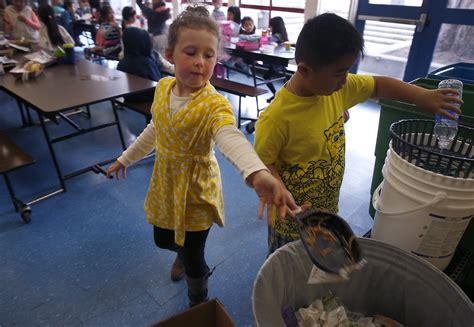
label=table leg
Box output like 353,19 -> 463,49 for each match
37,111 -> 67,191
25,104 -> 34,125
111,100 -> 126,150
16,99 -> 27,127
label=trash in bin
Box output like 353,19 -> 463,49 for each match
252,238 -> 473,327
287,291 -> 405,326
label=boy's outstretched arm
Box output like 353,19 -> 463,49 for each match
372,76 -> 463,119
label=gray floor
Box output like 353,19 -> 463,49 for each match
0,68 -> 380,326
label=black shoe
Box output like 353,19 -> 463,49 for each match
266,96 -> 275,103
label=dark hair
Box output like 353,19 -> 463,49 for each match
64,1 -> 73,10
99,5 -> 112,24
240,16 -> 255,35
167,6 -> 219,53
121,6 -> 136,30
269,16 -> 288,42
227,5 -> 240,24
38,4 -> 65,46
295,13 -> 364,70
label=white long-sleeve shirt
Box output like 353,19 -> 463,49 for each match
117,91 -> 267,182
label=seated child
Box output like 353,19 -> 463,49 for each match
117,27 -> 161,101
63,1 -> 81,45
121,6 -> 136,30
38,4 -> 74,51
240,16 -> 255,35
95,5 -> 121,55
3,0 -> 40,42
76,0 -> 91,18
264,16 -> 289,102
226,5 -> 240,36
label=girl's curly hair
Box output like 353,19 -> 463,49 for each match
167,6 -> 220,52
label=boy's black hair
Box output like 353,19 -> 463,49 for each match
295,13 -> 364,70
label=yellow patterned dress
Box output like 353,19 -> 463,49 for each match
144,77 -> 236,246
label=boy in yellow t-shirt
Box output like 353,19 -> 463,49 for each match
254,13 -> 462,254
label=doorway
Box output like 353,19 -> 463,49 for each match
352,0 -> 474,81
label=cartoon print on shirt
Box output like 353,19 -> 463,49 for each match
276,116 -> 346,236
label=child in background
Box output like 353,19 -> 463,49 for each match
121,6 -> 136,30
38,4 -> 74,51
107,6 -> 285,307
226,5 -> 240,36
135,0 -> 174,74
210,0 -> 224,22
240,16 -> 255,35
117,6 -> 136,59
95,5 -> 121,55
117,27 -> 161,101
135,0 -> 170,56
63,1 -> 80,45
76,0 -> 91,18
254,13 -> 462,254
268,16 -> 288,44
263,16 -> 289,102
3,0 -> 40,42
52,0 -> 65,16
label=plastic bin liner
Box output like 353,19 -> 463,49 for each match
252,238 -> 474,327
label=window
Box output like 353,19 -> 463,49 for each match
447,0 -> 474,9
430,24 -> 474,71
317,0 -> 351,18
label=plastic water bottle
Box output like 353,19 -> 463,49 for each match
433,79 -> 463,150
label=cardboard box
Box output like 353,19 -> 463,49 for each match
153,298 -> 236,327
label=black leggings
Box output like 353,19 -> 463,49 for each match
153,226 -> 210,278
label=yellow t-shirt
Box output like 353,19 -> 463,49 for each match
254,74 -> 375,238
144,77 -> 236,246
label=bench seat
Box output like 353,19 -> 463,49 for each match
0,132 -> 35,223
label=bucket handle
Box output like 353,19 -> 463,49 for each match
372,182 -> 448,216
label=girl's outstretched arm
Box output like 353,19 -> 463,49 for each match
107,160 -> 126,179
267,163 -> 310,219
214,125 -> 286,223
246,169 -> 286,224
107,120 -> 156,179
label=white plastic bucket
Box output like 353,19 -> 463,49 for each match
372,144 -> 474,270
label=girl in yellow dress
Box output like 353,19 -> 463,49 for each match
107,6 -> 286,307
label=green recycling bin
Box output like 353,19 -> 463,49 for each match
369,77 -> 474,219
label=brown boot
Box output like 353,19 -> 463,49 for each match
186,274 -> 209,307
170,255 -> 185,282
